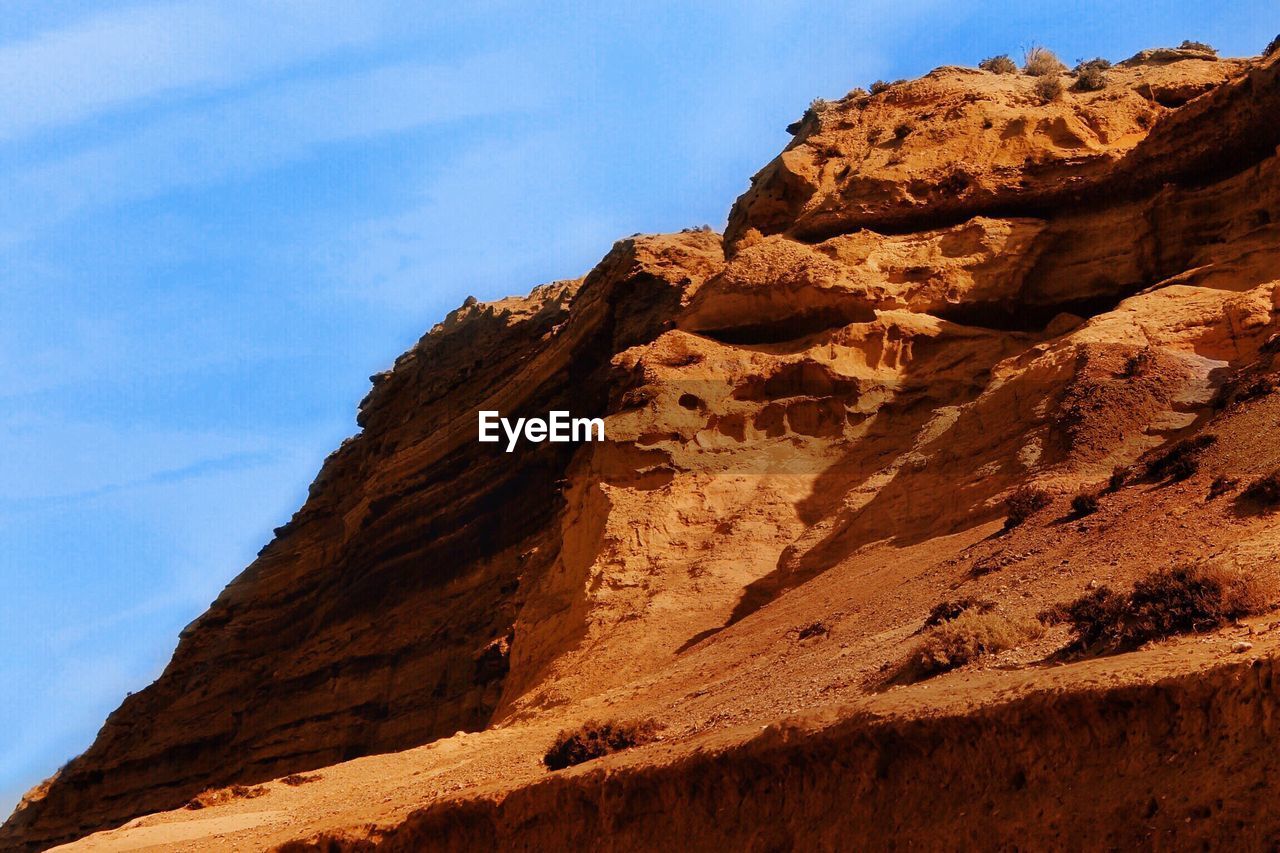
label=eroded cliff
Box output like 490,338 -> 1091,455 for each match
7,43 -> 1280,852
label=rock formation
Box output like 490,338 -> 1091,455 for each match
6,44 -> 1280,851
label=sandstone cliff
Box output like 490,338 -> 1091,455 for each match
6,43 -> 1280,852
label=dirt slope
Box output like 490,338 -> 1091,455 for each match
7,43 -> 1280,852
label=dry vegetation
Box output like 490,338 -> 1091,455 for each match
1004,486 -> 1051,529
1178,39 -> 1217,55
915,611 -> 1042,674
979,54 -> 1017,74
1063,566 -> 1268,654
280,774 -> 322,787
1208,474 -> 1239,499
865,79 -> 906,94
1146,434 -> 1217,482
1071,492 -> 1099,517
1070,58 -> 1111,92
1241,470 -> 1280,508
1034,75 -> 1064,103
1023,46 -> 1066,76
544,720 -> 658,771
922,597 -> 995,630
184,785 -> 268,810
796,620 -> 830,640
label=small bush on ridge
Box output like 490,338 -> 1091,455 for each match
979,54 -> 1018,74
1071,492 -> 1099,517
280,774 -> 321,787
1023,46 -> 1066,76
916,611 -> 1042,674
923,597 -> 996,629
1208,474 -> 1238,499
1063,565 -> 1267,653
544,720 -> 657,770
1146,434 -> 1217,482
1004,486 -> 1051,529
1073,58 -> 1111,92
796,620 -> 829,639
186,784 -> 268,810
1178,40 -> 1217,55
1241,470 -> 1280,508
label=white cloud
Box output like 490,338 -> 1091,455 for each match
0,0 -> 395,140
0,52 -> 544,239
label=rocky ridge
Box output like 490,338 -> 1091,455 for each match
6,43 -> 1280,851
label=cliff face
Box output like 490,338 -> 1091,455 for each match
7,46 -> 1280,852
2,235 -> 724,849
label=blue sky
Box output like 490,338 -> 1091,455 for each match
1,0 -> 1275,817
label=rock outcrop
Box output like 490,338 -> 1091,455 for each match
6,45 -> 1280,852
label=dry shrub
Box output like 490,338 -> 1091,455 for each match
1241,470 -> 1280,508
1208,474 -> 1238,499
869,80 -> 891,95
916,611 -> 1042,674
979,54 -> 1018,74
1071,492 -> 1099,517
1073,58 -> 1111,92
1074,67 -> 1108,91
185,784 -> 268,810
1064,565 -> 1268,653
1268,35 -> 1280,57
280,774 -> 321,787
1023,46 -> 1066,76
1037,601 -> 1071,625
923,597 -> 995,630
1034,75 -> 1064,103
1108,466 -> 1129,492
1179,39 -> 1217,55
1146,434 -> 1217,481
1165,454 -> 1199,482
1216,373 -> 1278,409
1064,586 -> 1130,648
1004,486 -> 1051,529
544,720 -> 657,770
796,621 -> 829,640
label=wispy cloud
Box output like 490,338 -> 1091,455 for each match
0,0 -> 399,141
0,412 -> 284,502
2,52 -> 542,239
327,131 -> 621,312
